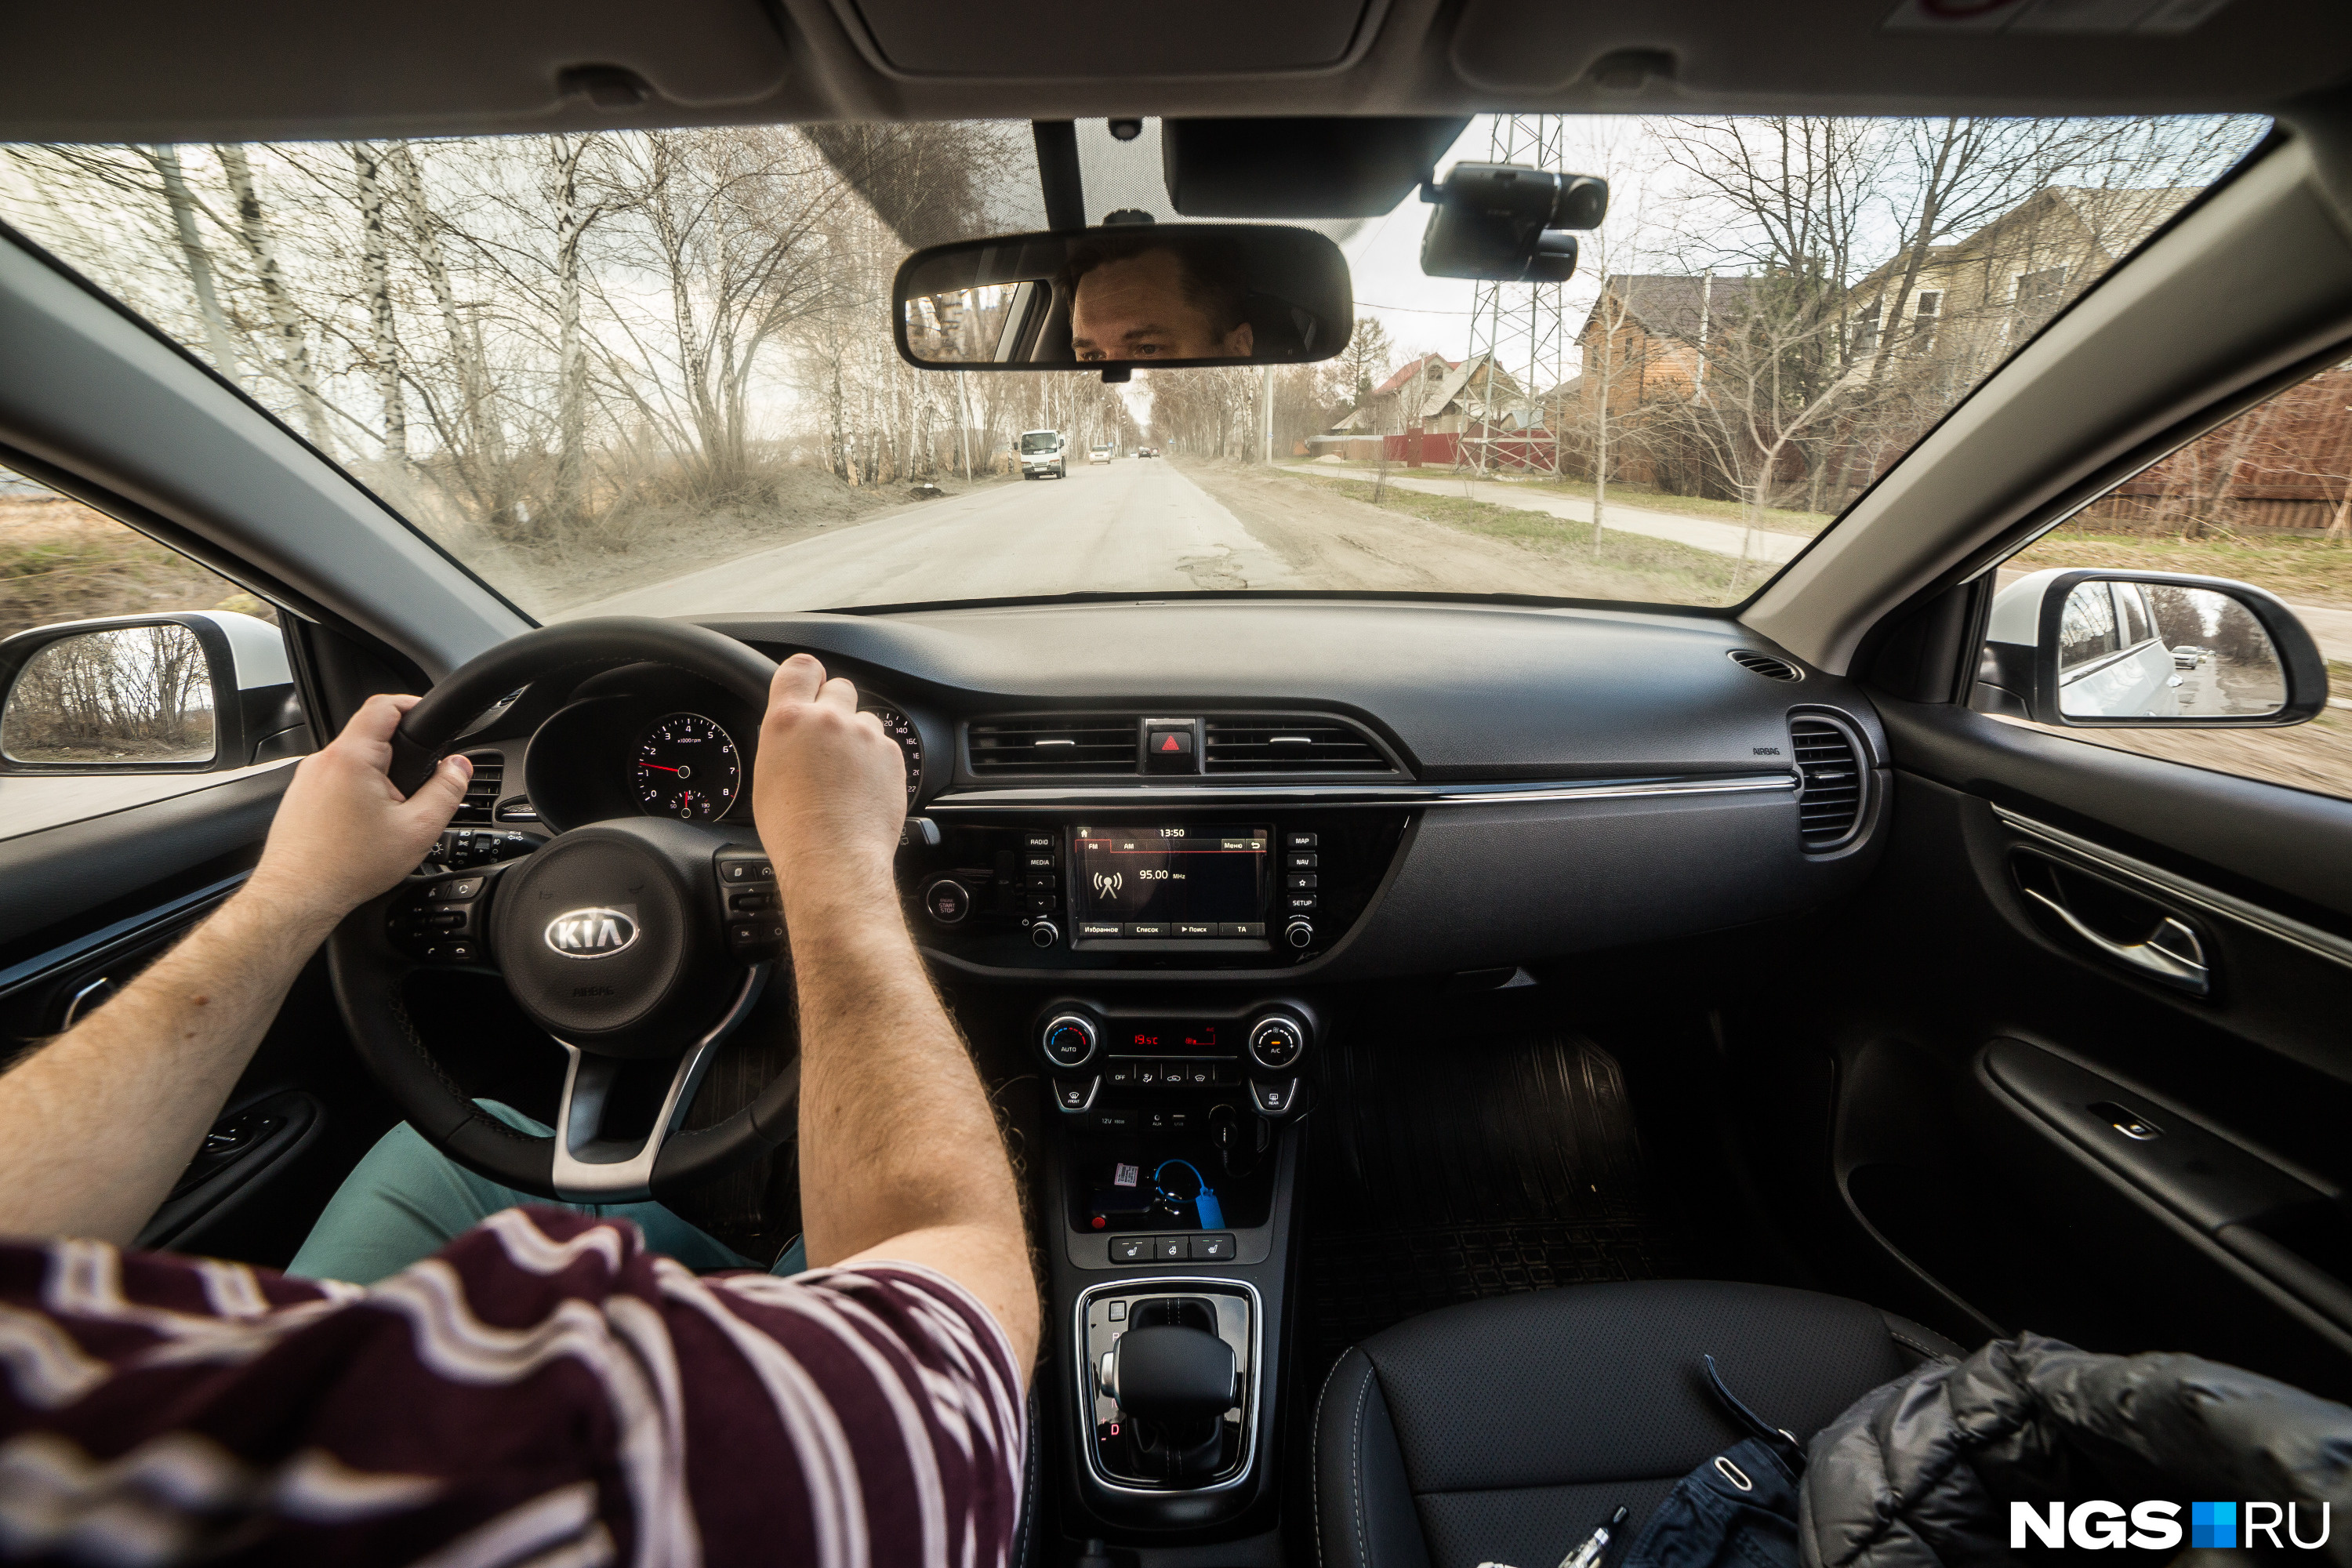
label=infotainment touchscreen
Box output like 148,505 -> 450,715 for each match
1069,826 -> 1271,937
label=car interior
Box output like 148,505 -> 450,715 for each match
5,2 -> 2352,1566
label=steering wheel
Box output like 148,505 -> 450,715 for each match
327,617 -> 795,1203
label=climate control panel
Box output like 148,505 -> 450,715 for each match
1038,1000 -> 1314,1124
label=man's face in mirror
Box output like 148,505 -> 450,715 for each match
1070,249 -> 1254,363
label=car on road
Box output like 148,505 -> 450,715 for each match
1090,442 -> 1112,465
4,17 -> 2351,1565
1018,429 -> 1067,479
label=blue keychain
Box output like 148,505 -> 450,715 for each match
1154,1159 -> 1223,1230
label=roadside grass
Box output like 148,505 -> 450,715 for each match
2015,657 -> 2352,803
1319,476 -> 1759,606
2009,527 -> 2352,611
0,497 -> 249,641
1294,462 -> 1836,538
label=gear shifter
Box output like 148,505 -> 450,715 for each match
1108,1314 -> 1238,1479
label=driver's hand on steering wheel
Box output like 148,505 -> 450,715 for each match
753,654 -> 908,915
249,693 -> 475,935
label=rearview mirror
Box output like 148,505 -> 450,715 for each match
894,223 -> 1352,375
1974,569 -> 2328,727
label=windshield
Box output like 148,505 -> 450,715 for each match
0,116 -> 2267,619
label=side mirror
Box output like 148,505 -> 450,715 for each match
895,223 -> 1352,375
0,612 -> 309,774
1974,568 -> 2328,728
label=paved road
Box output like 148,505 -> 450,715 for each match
576,459 -> 1301,616
1280,464 -> 1811,566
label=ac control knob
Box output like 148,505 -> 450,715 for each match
1283,918 -> 1315,949
1041,1013 -> 1098,1070
1030,920 -> 1062,949
1248,1012 -> 1308,1073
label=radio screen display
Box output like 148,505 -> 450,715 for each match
1070,826 -> 1271,934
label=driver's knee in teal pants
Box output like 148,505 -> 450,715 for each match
286,1098 -> 805,1285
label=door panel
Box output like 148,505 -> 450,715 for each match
0,769 -> 397,1267
1757,703 -> 2352,1399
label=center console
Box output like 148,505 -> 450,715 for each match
1035,996 -> 1314,1537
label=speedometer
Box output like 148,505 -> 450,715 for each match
866,707 -> 924,801
634,713 -> 740,820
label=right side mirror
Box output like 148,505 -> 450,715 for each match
1974,568 -> 2329,728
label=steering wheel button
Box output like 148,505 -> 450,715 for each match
434,877 -> 485,901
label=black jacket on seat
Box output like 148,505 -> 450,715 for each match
1313,1280 -> 1958,1568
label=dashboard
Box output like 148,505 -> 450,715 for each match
456,598 -> 1891,984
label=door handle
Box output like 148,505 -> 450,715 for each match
2020,887 -> 2210,996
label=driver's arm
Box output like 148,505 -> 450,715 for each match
755,654 -> 1041,1381
0,695 -> 470,1244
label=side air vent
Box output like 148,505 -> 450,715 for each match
1791,717 -> 1864,851
1730,649 -> 1802,681
1203,718 -> 1394,774
455,750 -> 503,823
968,717 -> 1138,775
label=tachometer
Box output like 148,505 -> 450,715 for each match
866,707 -> 924,801
634,713 -> 740,820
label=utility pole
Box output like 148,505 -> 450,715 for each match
1461,115 -> 1569,477
1262,364 -> 1275,464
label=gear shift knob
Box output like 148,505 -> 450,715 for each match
1110,1324 -> 1237,1425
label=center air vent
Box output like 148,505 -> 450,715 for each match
968,717 -> 1138,775
1730,649 -> 1802,681
1203,718 -> 1393,774
455,750 -> 503,823
1791,717 -> 1864,851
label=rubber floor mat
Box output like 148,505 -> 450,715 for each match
1301,1029 -> 1690,1377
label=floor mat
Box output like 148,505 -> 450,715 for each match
1301,1028 -> 1692,1378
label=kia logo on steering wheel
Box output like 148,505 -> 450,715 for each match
544,906 -> 639,958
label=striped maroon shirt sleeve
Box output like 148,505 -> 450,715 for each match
0,1207 -> 1026,1566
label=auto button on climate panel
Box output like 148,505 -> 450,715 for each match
1041,1014 -> 1098,1070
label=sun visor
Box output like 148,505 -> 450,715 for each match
846,0 -> 1374,77
1161,117 -> 1471,218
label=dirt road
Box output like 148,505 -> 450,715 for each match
572,456 -> 1628,616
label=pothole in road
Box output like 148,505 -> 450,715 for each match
1176,544 -> 1248,590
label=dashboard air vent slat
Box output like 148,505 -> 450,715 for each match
455,751 -> 503,823
968,717 -> 1137,775
1202,720 -> 1393,774
1729,649 -> 1802,681
1791,718 -> 1864,851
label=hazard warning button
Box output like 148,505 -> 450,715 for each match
1144,724 -> 1196,774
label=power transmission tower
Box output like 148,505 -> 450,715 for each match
1459,115 -> 1568,477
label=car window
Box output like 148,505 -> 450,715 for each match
0,118 -> 2266,620
0,465 -> 272,641
1975,357 -> 2352,801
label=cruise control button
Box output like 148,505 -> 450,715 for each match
1110,1237 -> 1149,1263
1190,1234 -> 1235,1261
727,920 -> 785,954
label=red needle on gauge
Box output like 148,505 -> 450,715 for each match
642,764 -> 681,772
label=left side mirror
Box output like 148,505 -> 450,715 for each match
895,223 -> 1352,374
1974,568 -> 2328,727
0,611 -> 309,774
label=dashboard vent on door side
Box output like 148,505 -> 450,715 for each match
455,751 -> 503,823
967,717 -> 1138,775
1729,649 -> 1802,681
1791,717 -> 1864,851
1202,718 -> 1395,773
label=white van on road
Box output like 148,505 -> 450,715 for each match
1018,430 -> 1067,480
